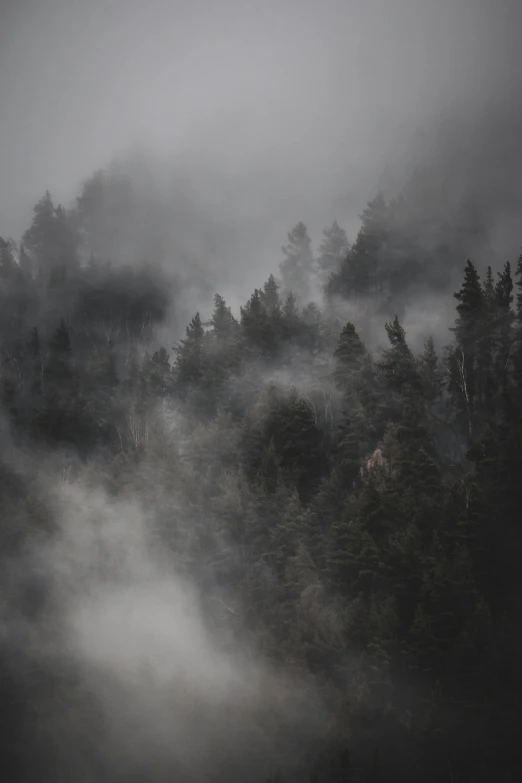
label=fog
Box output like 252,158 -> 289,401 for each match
0,397 -> 336,781
2,2 -> 522,780
2,0 -> 522,299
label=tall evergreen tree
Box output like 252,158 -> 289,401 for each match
280,292 -> 302,343
448,261 -> 487,433
174,312 -> 205,390
240,290 -> 279,360
482,265 -> 495,304
453,260 -> 484,344
259,275 -> 281,315
206,294 -> 241,395
326,195 -> 389,302
317,221 -> 349,285
333,323 -> 367,390
141,346 -> 172,400
210,294 -> 239,340
495,261 -> 514,312
279,222 -> 314,303
493,262 -> 514,389
23,191 -> 78,283
418,336 -> 443,403
378,316 -> 419,393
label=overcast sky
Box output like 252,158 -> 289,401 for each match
1,0 -> 521,285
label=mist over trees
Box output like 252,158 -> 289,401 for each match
1,159 -> 522,782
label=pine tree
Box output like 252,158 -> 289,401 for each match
317,221 -> 349,285
482,265 -> 495,304
326,196 -> 388,302
174,312 -> 205,390
244,389 -> 326,503
75,168 -> 133,263
453,260 -> 484,345
240,290 -> 279,360
210,294 -> 239,340
147,347 -> 172,398
281,292 -> 302,342
333,323 -> 367,390
279,222 -> 314,303
75,169 -> 107,256
495,261 -> 514,312
203,295 -> 241,405
24,191 -> 54,249
418,336 -> 443,403
271,392 -> 327,502
359,192 -> 389,251
335,391 -> 372,490
23,191 -> 78,283
378,316 -> 419,393
347,192 -> 390,296
494,262 -> 514,389
448,261 -> 486,433
259,275 -> 281,315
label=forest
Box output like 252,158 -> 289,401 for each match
0,165 -> 521,782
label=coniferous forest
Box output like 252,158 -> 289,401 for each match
1,166 -> 522,782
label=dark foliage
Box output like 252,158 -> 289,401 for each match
1,175 -> 521,782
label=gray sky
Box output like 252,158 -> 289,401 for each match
1,0 -> 522,290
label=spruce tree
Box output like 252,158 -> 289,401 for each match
145,347 -> 172,406
448,261 -> 485,433
279,222 -> 314,303
418,336 -> 443,403
333,323 -> 367,390
259,275 -> 281,315
495,261 -> 514,312
336,192 -> 390,298
378,316 -> 419,393
317,221 -> 349,285
240,289 -> 278,360
281,292 -> 302,342
23,192 -> 78,283
453,260 -> 484,345
494,262 -> 514,388
482,265 -> 495,304
174,312 -> 205,390
210,294 -> 239,340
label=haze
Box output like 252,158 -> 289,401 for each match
3,3 -> 522,780
2,0 -> 522,298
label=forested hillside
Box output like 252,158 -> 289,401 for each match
1,170 -> 521,782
